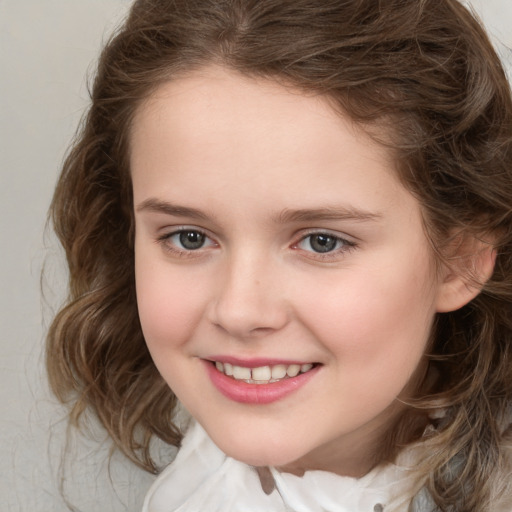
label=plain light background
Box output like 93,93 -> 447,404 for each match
1,1 -> 510,511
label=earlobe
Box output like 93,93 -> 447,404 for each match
435,240 -> 496,313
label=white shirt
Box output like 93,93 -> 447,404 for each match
142,421 -> 418,512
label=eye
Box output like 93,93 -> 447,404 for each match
158,228 -> 216,255
296,232 -> 355,255
174,229 -> 208,250
301,233 -> 339,253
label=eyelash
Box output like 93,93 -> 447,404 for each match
157,228 -> 216,259
293,231 -> 357,261
156,228 -> 357,261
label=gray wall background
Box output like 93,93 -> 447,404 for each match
1,1 -> 510,511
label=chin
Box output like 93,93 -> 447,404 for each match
210,430 -> 304,468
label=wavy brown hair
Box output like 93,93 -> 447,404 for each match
47,0 -> 512,509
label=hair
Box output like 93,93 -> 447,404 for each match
47,0 -> 512,510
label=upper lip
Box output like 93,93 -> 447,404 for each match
205,356 -> 318,368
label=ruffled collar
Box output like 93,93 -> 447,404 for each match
142,421 -> 418,512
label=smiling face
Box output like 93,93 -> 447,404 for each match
131,66 -> 445,476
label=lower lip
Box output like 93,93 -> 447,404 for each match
204,361 -> 320,404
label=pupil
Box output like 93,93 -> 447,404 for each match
179,231 -> 205,250
310,234 -> 337,253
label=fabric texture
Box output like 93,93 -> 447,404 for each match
142,421 -> 434,512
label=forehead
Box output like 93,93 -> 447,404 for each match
131,66 -> 398,181
135,67 -> 389,144
129,65 -> 419,225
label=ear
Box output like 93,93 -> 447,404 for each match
435,235 -> 496,313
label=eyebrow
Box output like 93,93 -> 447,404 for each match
136,198 -> 212,221
273,206 -> 382,224
136,198 -> 382,224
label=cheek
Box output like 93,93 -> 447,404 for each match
297,256 -> 437,382
135,255 -> 206,352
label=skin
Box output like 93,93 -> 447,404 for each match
131,66 -> 461,477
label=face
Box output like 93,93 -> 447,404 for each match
131,66 -> 445,476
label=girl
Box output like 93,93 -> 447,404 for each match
47,0 -> 512,510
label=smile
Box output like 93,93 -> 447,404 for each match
205,359 -> 321,404
213,361 -> 315,384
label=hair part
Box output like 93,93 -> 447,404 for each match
47,0 -> 512,509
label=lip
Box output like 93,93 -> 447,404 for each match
203,359 -> 320,405
208,356 -> 310,368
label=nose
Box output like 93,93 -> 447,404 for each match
207,249 -> 290,339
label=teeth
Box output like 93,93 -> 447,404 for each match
286,364 -> 301,377
232,366 -> 252,380
252,366 -> 271,381
214,361 -> 315,383
271,364 -> 287,379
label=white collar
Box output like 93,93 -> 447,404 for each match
142,421 -> 414,512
